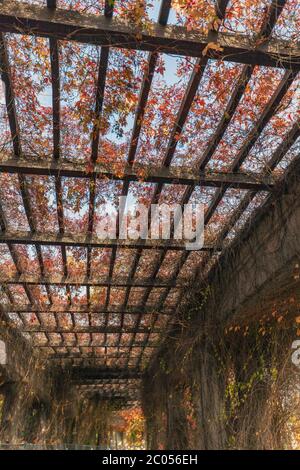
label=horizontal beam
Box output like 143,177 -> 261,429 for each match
77,390 -> 139,396
49,354 -> 140,360
20,327 -> 159,334
76,395 -> 140,403
0,303 -> 172,315
0,157 -> 276,191
0,230 -> 218,251
49,358 -> 137,362
37,344 -> 156,349
0,273 -> 184,288
71,368 -> 142,380
76,381 -> 140,385
0,1 -> 299,69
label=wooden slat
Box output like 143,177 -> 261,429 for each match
121,2 -> 228,338
198,65 -> 253,169
2,32 -> 61,315
91,48 -> 109,163
158,0 -> 172,26
0,33 -> 21,156
127,53 -> 157,164
132,0 -> 232,366
0,198 -> 7,232
0,34 -> 52,314
259,0 -> 287,38
46,0 -> 57,8
111,0 -> 172,351
215,0 -> 230,20
105,17 -> 206,362
87,47 -> 110,336
15,182 -> 53,339
199,0 -> 291,171
163,58 -> 208,168
47,2 -> 70,341
266,120 -> 300,171
231,70 -> 297,171
87,9 -> 112,340
49,37 -> 60,158
104,0 -> 114,18
204,76 -> 298,226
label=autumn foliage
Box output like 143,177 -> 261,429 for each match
0,0 -> 299,447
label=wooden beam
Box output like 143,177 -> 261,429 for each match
114,52 -> 159,341
163,58 -> 208,168
259,0 -> 287,38
231,70 -> 297,171
46,0 -> 57,8
36,344 -> 156,350
0,273 -> 186,288
267,121 -> 300,171
1,303 -> 172,315
199,2 -> 294,171
0,33 -> 21,156
50,355 -> 139,360
91,47 -> 109,163
71,368 -> 142,380
22,326 -> 159,334
0,230 -> 219,251
158,0 -> 172,26
205,114 -> 299,227
0,32 -> 54,315
0,2 -> 299,69
104,0 -> 114,18
49,36 -> 60,159
127,52 -> 157,164
87,43 -> 110,329
115,0 -> 173,346
76,381 -> 139,385
0,157 -> 276,190
215,0 -> 230,20
77,394 -> 139,401
199,65 -> 253,169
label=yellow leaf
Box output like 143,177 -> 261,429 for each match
202,42 -> 224,57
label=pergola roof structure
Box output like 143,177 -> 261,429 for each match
0,0 -> 299,403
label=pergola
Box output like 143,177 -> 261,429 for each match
0,0 -> 299,405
